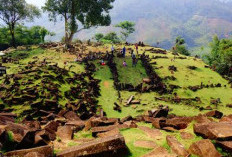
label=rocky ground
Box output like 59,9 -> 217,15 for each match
0,42 -> 232,157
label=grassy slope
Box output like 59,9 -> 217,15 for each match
93,45 -> 232,156
115,57 -> 148,86
150,52 -> 232,115
1,44 -> 232,156
1,47 -> 86,115
95,45 -> 232,119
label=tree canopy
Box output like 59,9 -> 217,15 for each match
0,0 -> 41,47
115,21 -> 135,41
206,35 -> 232,76
94,33 -> 104,42
0,25 -> 54,50
173,36 -> 190,56
93,32 -> 120,44
43,0 -> 115,46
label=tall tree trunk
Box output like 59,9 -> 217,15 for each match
9,23 -> 16,48
64,0 -> 77,49
68,31 -> 74,45
67,0 -> 76,46
64,14 -> 69,49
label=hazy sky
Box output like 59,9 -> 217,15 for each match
26,0 -> 45,7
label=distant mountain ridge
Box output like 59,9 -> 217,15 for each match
25,0 -> 232,53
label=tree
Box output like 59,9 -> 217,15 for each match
0,25 -> 54,49
174,36 -> 190,56
94,33 -> 104,42
115,21 -> 135,41
0,26 -> 10,50
102,32 -> 120,44
0,0 -> 41,47
43,0 -> 115,47
206,35 -> 232,76
38,27 -> 55,43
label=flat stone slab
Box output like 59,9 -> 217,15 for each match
138,126 -> 162,140
134,140 -> 157,149
189,139 -> 221,157
194,115 -> 211,123
166,135 -> 190,157
142,146 -> 177,157
24,152 -> 45,157
91,125 -> 118,137
194,122 -> 232,140
204,110 -> 223,119
216,141 -> 232,153
5,145 -> 53,157
56,125 -> 73,140
220,115 -> 232,123
97,128 -> 120,138
57,134 -> 127,157
165,117 -> 192,130
180,132 -> 194,140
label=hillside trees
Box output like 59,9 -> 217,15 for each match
115,21 -> 135,41
38,26 -> 55,43
94,32 -> 120,44
0,25 -> 54,50
43,0 -> 115,47
173,36 -> 190,56
0,0 -> 41,48
102,32 -> 120,44
94,33 -> 104,42
206,35 -> 232,76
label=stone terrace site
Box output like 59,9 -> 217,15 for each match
1,42 -> 232,157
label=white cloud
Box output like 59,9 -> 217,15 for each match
26,0 -> 46,7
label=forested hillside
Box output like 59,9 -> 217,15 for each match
27,0 -> 232,53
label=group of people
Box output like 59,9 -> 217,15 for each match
116,43 -> 140,67
99,42 -> 142,67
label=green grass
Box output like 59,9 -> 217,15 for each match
5,48 -> 44,60
94,62 -> 153,118
93,62 -> 120,118
67,141 -> 78,147
0,47 -> 88,116
120,121 -> 203,157
114,57 -> 148,87
74,131 -> 93,139
146,50 -> 232,116
3,46 -> 232,119
120,128 -> 155,157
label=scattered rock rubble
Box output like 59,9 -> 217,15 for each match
2,106 -> 231,156
1,43 -> 232,156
